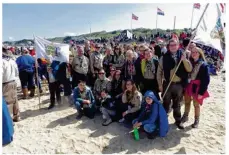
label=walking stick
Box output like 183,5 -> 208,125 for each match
162,3 -> 209,100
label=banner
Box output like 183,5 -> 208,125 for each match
34,36 -> 70,63
193,4 -> 224,54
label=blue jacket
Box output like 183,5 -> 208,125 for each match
50,60 -> 60,79
16,55 -> 35,72
136,91 -> 169,137
2,97 -> 14,145
73,86 -> 95,106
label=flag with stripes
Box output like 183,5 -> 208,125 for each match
157,8 -> 165,16
194,3 -> 201,9
220,3 -> 226,13
132,13 -> 138,20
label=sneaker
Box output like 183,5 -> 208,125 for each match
102,119 -> 112,126
48,104 -> 55,110
119,118 -> 125,123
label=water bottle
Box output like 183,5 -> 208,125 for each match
133,128 -> 140,141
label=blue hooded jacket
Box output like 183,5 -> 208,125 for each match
2,97 -> 14,145
137,91 -> 169,137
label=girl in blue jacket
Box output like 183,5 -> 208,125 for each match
132,91 -> 169,139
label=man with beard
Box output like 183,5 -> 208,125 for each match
157,39 -> 192,129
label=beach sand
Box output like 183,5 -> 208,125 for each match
3,74 -> 225,154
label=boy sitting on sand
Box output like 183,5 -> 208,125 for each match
132,91 -> 169,139
73,80 -> 95,119
99,89 -> 117,126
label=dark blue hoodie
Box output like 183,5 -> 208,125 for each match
136,91 -> 169,137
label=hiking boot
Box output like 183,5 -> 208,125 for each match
29,88 -> 35,97
192,117 -> 199,128
102,119 -> 112,126
181,114 -> 189,123
22,88 -> 28,99
13,115 -> 21,122
175,121 -> 185,130
76,113 -> 83,119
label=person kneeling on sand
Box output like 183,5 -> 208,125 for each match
99,89 -> 117,126
132,91 -> 169,139
73,80 -> 95,119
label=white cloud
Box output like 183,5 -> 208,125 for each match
8,36 -> 14,41
64,32 -> 77,36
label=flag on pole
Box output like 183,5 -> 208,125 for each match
220,3 -> 226,13
194,3 -> 201,9
193,4 -> 224,54
157,8 -> 165,16
34,36 -> 70,63
132,13 -> 138,20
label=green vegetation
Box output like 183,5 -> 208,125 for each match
3,28 -> 188,46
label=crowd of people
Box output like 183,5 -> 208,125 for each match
3,37 -> 213,141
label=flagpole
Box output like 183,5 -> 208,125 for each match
33,35 -> 41,110
190,5 -> 194,29
162,3 -> 210,100
131,13 -> 133,39
173,16 -> 176,30
156,11 -> 158,34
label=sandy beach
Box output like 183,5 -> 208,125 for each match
3,73 -> 225,154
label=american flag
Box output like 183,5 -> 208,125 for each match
132,13 -> 138,20
193,3 -> 201,9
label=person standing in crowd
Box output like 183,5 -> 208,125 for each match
93,69 -> 111,110
2,48 -> 20,122
100,89 -> 117,126
107,66 -> 116,81
157,39 -> 192,129
118,80 -> 142,125
181,47 -> 210,128
103,46 -> 114,76
84,40 -> 91,58
56,59 -> 72,105
141,48 -> 159,99
16,48 -> 36,99
112,46 -> 125,70
111,70 -> 123,99
150,40 -> 162,59
71,46 -> 89,88
122,50 -> 137,84
73,80 -> 95,119
135,44 -> 146,90
132,91 -> 169,139
90,44 -> 104,87
46,65 -> 61,110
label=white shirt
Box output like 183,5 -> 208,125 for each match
2,58 -> 19,83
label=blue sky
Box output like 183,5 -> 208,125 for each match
3,3 -> 219,41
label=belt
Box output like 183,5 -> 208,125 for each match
3,80 -> 15,85
171,81 -> 181,85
